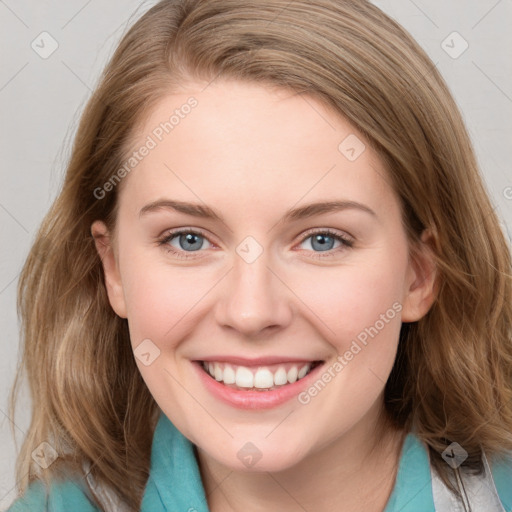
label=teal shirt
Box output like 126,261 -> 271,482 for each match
7,411 -> 512,511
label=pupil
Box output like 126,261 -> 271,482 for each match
181,233 -> 202,251
313,234 -> 334,252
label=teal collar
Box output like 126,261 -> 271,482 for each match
383,432 -> 436,511
141,411 -> 210,511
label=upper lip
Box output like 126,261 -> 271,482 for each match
196,356 -> 323,366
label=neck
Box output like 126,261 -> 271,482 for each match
196,404 -> 406,512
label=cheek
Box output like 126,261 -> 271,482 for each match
116,236 -> 202,347
119,260 -> 212,400
122,265 -> 205,347
290,257 -> 406,349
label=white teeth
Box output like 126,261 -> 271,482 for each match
287,366 -> 298,383
235,366 -> 254,388
274,366 -> 288,386
298,364 -> 309,379
203,361 -> 316,389
223,364 -> 236,384
254,368 -> 274,389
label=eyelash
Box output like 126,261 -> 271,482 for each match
157,228 -> 354,260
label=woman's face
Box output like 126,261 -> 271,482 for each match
93,79 -> 434,472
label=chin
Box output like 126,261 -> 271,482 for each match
204,437 -> 311,474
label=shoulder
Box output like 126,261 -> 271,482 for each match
5,478 -> 100,512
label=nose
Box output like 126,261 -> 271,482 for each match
214,249 -> 293,339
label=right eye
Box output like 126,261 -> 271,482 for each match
158,229 -> 214,259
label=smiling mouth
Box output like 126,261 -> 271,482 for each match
199,360 -> 324,391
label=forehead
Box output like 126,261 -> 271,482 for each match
118,79 -> 399,221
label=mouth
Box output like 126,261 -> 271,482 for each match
197,359 -> 324,392
193,357 -> 327,409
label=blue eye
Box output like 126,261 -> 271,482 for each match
161,230 -> 211,255
297,229 -> 354,258
158,229 -> 210,258
302,232 -> 339,251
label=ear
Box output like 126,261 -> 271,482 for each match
401,228 -> 438,323
91,220 -> 127,318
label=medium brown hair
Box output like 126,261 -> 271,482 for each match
10,0 -> 512,509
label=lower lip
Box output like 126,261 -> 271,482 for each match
193,361 -> 325,410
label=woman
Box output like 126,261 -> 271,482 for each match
7,1 -> 512,510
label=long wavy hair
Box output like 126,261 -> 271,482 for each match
9,0 -> 512,510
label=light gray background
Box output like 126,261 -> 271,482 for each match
1,0 -> 511,508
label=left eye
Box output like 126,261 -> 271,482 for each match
299,231 -> 344,252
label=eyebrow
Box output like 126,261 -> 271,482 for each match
138,199 -> 376,223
